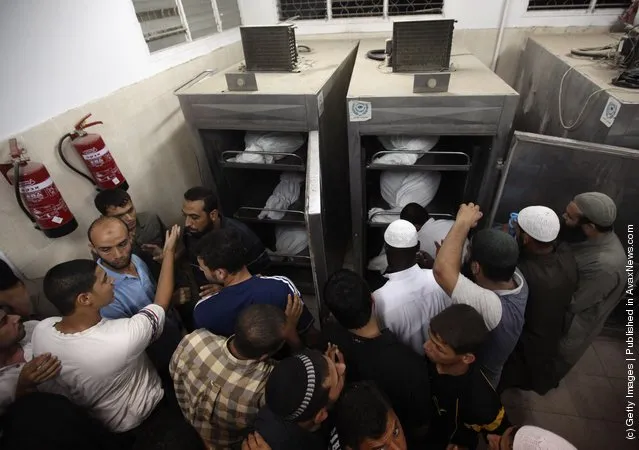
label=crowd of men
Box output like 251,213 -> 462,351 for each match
0,185 -> 626,450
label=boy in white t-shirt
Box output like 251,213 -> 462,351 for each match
32,225 -> 181,433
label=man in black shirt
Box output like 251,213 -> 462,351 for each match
500,206 -> 578,395
322,269 -> 431,447
333,381 -> 408,450
424,304 -> 510,450
254,349 -> 346,450
177,186 -> 270,330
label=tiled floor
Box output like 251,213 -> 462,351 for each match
499,335 -> 636,450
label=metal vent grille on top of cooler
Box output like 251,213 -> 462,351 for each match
391,19 -> 455,73
240,25 -> 299,72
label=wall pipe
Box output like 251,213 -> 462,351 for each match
491,0 -> 511,71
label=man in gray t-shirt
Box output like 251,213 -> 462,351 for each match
432,203 -> 529,388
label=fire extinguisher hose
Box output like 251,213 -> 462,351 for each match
13,162 -> 36,224
57,133 -> 97,186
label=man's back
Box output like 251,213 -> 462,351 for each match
477,271 -> 528,387
32,305 -> 165,432
373,265 -> 450,354
170,329 -> 273,448
193,276 -> 314,337
321,321 -> 431,438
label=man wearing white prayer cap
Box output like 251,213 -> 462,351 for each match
372,220 -> 451,355
500,206 -> 578,394
487,425 -> 577,450
556,192 -> 626,379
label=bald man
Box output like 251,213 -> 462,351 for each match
89,216 -> 155,319
88,217 -> 183,390
556,193 -> 626,377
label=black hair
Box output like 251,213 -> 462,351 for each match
184,187 -> 218,213
233,304 -> 286,359
479,263 -> 517,282
87,216 -> 128,244
195,229 -> 247,273
43,260 -> 98,316
334,382 -> 394,449
430,304 -> 488,355
470,229 -> 518,282
400,203 -> 429,228
0,260 -> 22,291
324,269 -> 372,330
93,189 -> 131,215
385,245 -> 418,272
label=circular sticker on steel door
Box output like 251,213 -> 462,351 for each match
349,100 -> 372,122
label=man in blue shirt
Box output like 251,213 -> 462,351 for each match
88,216 -> 182,389
193,229 -> 315,349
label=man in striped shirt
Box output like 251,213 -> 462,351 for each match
193,229 -> 315,349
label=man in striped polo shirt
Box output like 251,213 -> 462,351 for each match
193,229 -> 315,350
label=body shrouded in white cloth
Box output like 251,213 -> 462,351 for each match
233,132 -> 305,164
374,135 -> 440,166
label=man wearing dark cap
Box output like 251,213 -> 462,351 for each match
556,192 -> 626,377
433,203 -> 529,388
253,348 -> 346,450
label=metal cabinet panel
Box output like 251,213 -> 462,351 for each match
305,131 -> 328,321
179,94 -> 309,132
353,96 -> 505,135
489,131 -> 639,244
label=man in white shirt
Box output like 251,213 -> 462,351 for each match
373,219 -> 451,355
433,203 -> 528,388
32,226 -> 180,433
0,312 -> 60,415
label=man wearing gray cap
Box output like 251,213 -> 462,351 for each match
556,192 -> 626,377
433,203 -> 529,388
500,206 -> 578,394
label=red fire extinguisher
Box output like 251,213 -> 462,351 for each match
0,139 -> 78,238
57,113 -> 129,191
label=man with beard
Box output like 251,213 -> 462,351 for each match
0,310 -> 61,415
177,187 -> 270,329
499,206 -> 578,394
433,203 -> 529,388
88,217 -> 182,389
556,192 -> 626,377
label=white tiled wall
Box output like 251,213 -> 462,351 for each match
0,41 -> 244,279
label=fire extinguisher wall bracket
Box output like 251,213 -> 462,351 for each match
57,114 -> 129,191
